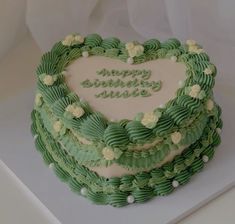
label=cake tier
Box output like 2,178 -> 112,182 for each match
31,103 -> 222,207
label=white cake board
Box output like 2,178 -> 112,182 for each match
0,86 -> 234,224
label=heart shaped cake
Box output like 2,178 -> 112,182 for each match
31,34 -> 222,206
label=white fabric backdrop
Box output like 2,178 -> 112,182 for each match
26,0 -> 235,82
0,0 -> 28,60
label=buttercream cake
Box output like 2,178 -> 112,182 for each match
31,34 -> 222,206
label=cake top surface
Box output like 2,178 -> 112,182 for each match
65,56 -> 186,120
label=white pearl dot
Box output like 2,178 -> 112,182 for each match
202,155 -> 209,163
33,134 -> 38,140
61,71 -> 67,75
49,163 -> 54,169
172,180 -> 179,188
82,51 -> 89,58
127,57 -> 134,64
170,56 -> 177,62
216,128 -> 222,134
80,187 -> 88,196
178,80 -> 184,87
127,195 -> 135,204
159,104 -> 165,108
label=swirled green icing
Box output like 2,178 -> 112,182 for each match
126,121 -> 154,142
51,41 -> 70,56
41,52 -> 60,65
143,39 -> 160,51
80,113 -> 108,141
174,170 -> 191,185
84,34 -> 102,47
43,85 -> 68,104
166,105 -> 191,125
101,37 -> 120,49
145,49 -> 159,60
68,177 -> 83,192
42,148 -> 55,165
176,95 -> 202,113
178,53 -> 191,62
53,163 -> 70,182
161,38 -> 181,50
154,180 -> 173,196
51,96 -> 76,117
202,146 -> 214,160
35,135 -> 47,154
36,62 -> 58,76
104,123 -> 129,147
190,53 -> 210,62
156,48 -> 168,58
212,131 -> 221,147
109,192 -> 129,207
132,187 -> 154,202
90,46 -> 105,55
153,115 -> 175,135
194,73 -> 215,88
193,61 -> 211,73
165,49 -> 182,58
190,157 -> 204,174
104,48 -> 120,58
67,48 -> 82,60
87,191 -> 108,204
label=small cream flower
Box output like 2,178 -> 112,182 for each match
191,84 -> 201,93
204,68 -> 213,75
206,99 -> 214,111
188,45 -> 204,54
194,48 -> 204,54
72,107 -> 85,118
170,56 -> 177,62
171,132 -> 182,144
141,112 -> 159,128
62,34 -> 84,46
74,35 -> 84,43
125,42 -> 135,50
125,42 -> 144,58
186,39 -> 196,46
35,93 -> 42,106
43,75 -> 54,86
189,84 -> 201,98
53,121 -> 62,132
134,45 -> 144,56
65,104 -> 85,118
102,147 -> 115,160
65,104 -> 75,113
62,34 -> 74,46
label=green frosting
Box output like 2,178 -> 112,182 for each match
80,113 -> 108,141
104,123 -> 129,147
101,37 -> 120,49
143,39 -> 161,51
84,34 -> 102,47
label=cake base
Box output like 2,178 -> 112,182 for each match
1,88 -> 234,223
